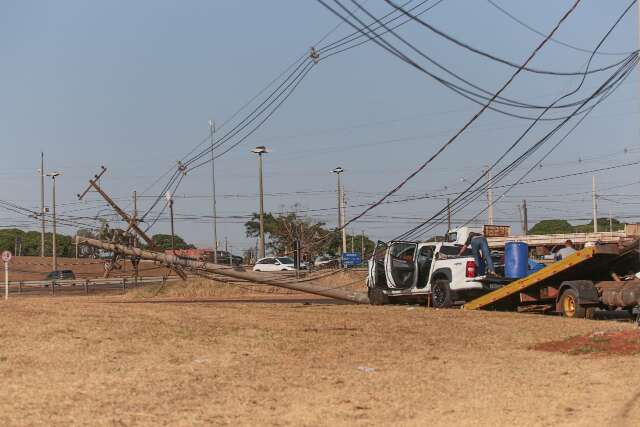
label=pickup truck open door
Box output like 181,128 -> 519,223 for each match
385,241 -> 419,289
369,241 -> 388,288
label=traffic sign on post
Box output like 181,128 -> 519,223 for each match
2,251 -> 12,263
342,252 -> 362,267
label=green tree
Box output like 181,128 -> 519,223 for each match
529,218 -> 626,235
573,218 -> 625,233
150,234 -> 194,251
244,206 -> 375,258
0,229 -> 74,257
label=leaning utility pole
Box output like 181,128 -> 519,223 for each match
40,152 -> 46,257
78,237 -> 369,304
447,198 -> 452,231
522,199 -> 528,236
592,175 -> 598,233
78,166 -> 187,279
209,120 -> 219,263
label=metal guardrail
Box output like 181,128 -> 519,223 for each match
5,276 -> 179,297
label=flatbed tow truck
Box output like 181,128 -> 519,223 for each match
463,240 -> 640,323
368,235 -> 640,322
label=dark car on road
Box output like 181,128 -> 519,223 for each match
209,251 -> 243,266
45,270 -> 76,280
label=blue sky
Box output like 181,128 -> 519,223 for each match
1,0 -> 638,252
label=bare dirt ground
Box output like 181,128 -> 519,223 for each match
1,275 -> 640,426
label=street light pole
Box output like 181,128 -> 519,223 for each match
332,167 -> 346,255
209,120 -> 219,264
251,146 -> 269,259
46,172 -> 62,271
40,152 -> 45,257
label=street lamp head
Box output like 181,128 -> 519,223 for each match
46,172 -> 62,178
332,166 -> 344,174
251,146 -> 269,155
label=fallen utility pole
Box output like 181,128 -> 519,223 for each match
78,167 -> 187,280
77,237 -> 369,304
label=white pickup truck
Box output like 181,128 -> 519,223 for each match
367,240 -> 506,308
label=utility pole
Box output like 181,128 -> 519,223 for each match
209,120 -> 219,263
592,175 -> 598,233
132,189 -> 139,286
486,166 -> 494,225
447,198 -> 451,231
332,167 -> 346,255
251,146 -> 269,258
342,189 -> 347,254
40,152 -> 45,257
609,209 -> 613,233
46,172 -> 62,272
166,192 -> 175,252
133,190 -> 138,248
522,199 -> 528,236
361,230 -> 365,260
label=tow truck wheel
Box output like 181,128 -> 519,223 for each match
559,289 -> 586,318
368,287 -> 388,306
432,279 -> 453,309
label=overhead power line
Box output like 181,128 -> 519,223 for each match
316,0 -> 584,229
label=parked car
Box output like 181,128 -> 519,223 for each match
253,257 -> 297,272
209,251 -> 243,266
314,255 -> 339,269
45,270 -> 76,280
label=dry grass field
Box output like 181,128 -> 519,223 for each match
1,275 -> 639,426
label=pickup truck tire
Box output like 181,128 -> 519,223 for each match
368,287 -> 388,306
432,279 -> 453,309
559,289 -> 586,318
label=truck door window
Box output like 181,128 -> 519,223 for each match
416,246 -> 435,288
389,243 -> 417,289
391,243 -> 415,262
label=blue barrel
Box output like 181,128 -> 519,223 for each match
505,241 -> 528,279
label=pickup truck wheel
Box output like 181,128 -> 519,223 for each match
559,289 -> 586,318
368,287 -> 388,306
432,279 -> 453,308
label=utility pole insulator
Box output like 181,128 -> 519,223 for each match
177,161 -> 188,176
309,47 -> 320,64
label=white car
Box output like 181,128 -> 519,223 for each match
253,256 -> 297,272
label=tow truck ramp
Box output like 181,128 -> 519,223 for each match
463,244 -> 631,311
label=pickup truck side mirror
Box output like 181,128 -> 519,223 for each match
434,252 -> 439,260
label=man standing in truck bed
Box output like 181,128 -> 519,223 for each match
458,232 -> 496,276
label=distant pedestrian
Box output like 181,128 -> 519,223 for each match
555,240 -> 576,260
458,232 -> 496,276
